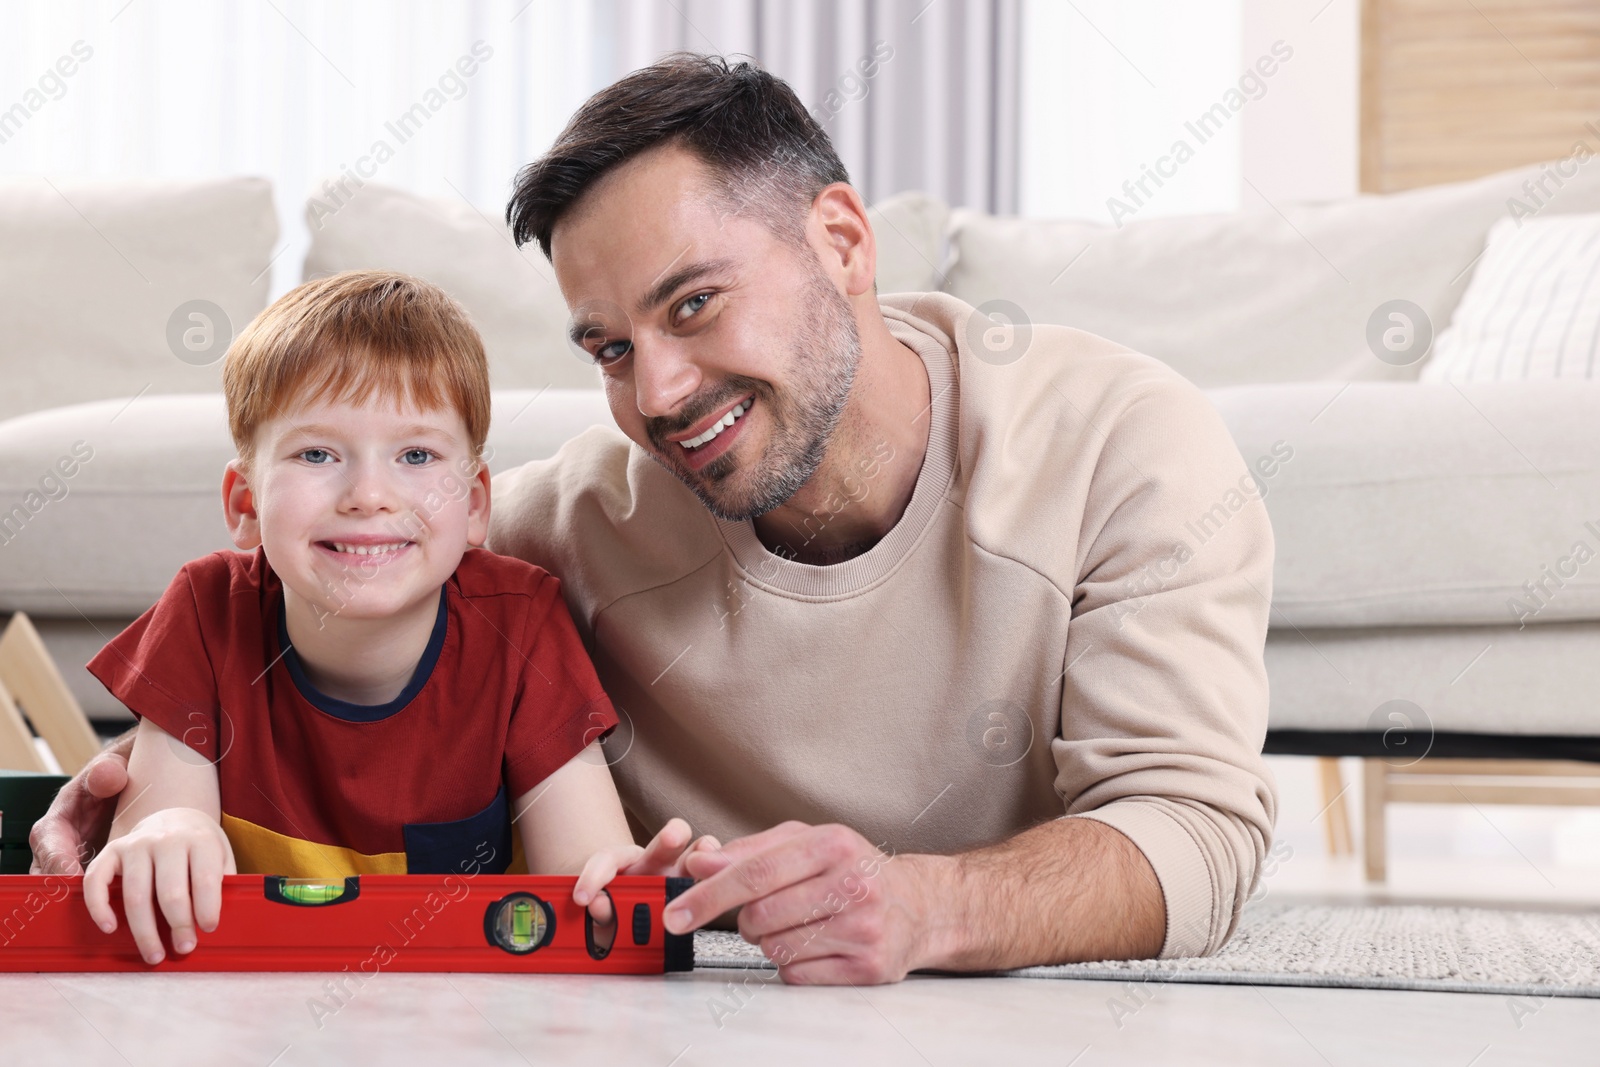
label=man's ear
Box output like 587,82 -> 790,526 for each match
809,183 -> 877,298
222,459 -> 263,550
465,459 -> 493,548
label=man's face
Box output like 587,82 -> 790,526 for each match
550,145 -> 861,521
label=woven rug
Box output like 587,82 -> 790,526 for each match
693,901 -> 1600,997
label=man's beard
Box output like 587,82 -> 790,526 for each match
644,271 -> 861,522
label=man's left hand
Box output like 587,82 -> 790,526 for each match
663,821 -> 957,985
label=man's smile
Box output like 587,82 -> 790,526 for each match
667,395 -> 755,471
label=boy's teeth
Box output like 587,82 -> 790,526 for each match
330,542 -> 408,555
683,401 -> 749,450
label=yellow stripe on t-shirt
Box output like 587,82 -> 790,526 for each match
221,813 -> 407,877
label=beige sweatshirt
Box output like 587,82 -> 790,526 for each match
489,292 -> 1278,958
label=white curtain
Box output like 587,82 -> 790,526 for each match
612,0 -> 1022,214
0,0 -> 1021,298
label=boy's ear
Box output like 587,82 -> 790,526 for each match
466,459 -> 492,548
222,459 -> 263,550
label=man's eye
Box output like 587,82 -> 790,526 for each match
299,449 -> 332,465
403,449 -> 434,466
594,340 -> 632,364
677,292 -> 711,322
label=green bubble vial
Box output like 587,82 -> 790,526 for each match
278,881 -> 346,905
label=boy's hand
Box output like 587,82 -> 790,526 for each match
82,807 -> 236,965
571,818 -> 719,924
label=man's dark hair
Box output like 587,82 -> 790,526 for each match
506,53 -> 850,258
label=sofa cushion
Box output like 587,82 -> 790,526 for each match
944,161 -> 1600,388
301,181 -> 597,393
11,379 -> 1599,632
55,609 -> 1600,732
301,182 -> 948,392
0,390 -> 612,618
1420,212 -> 1600,382
1266,622 -> 1600,735
0,177 -> 278,422
868,191 -> 951,294
1212,380 -> 1600,628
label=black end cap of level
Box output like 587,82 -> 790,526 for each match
662,876 -> 695,972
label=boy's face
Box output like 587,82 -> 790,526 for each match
221,392 -> 489,625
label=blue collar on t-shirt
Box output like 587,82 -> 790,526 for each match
275,586 -> 449,723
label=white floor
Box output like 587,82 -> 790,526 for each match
3,756 -> 1598,1066
6,964 -> 1599,1066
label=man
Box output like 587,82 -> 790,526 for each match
33,55 -> 1277,985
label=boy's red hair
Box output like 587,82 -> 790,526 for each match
222,270 -> 490,465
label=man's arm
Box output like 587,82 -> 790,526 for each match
938,815 -> 1166,968
29,728 -> 135,875
664,814 -> 1164,985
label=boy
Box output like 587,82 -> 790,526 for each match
80,271 -> 703,964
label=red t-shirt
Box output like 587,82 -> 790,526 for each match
87,547 -> 617,877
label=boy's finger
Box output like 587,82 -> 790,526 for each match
683,847 -> 734,880
656,818 -> 692,854
587,890 -> 616,926
82,853 -> 121,933
689,822 -> 809,867
154,843 -> 197,955
572,852 -> 618,907
190,845 -> 226,934
119,852 -> 165,965
636,818 -> 692,870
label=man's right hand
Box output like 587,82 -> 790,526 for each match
29,734 -> 134,875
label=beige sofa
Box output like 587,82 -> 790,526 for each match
2,165 -> 1599,763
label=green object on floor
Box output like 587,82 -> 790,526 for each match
0,771 -> 69,874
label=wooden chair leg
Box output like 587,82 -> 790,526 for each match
0,674 -> 49,772
1317,757 -> 1354,856
0,613 -> 99,774
1363,758 -> 1388,882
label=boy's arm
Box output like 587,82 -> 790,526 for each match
513,742 -> 633,875
109,717 -> 224,836
513,742 -> 706,922
82,717 -> 235,964
502,575 -> 709,917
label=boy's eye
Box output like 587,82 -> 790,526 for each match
402,449 -> 434,466
298,449 -> 332,465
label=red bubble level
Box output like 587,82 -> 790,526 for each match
0,874 -> 695,974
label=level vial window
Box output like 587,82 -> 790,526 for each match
278,881 -> 349,905
264,877 -> 360,907
486,893 -> 553,955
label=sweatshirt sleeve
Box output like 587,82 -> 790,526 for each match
1051,369 -> 1280,959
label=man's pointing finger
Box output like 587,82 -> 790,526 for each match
662,834 -> 828,934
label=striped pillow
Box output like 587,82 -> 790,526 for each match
1420,212 -> 1600,382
